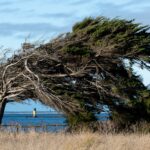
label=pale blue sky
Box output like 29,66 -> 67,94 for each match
0,0 -> 150,111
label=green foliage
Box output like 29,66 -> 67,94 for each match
73,17 -> 94,32
53,17 -> 150,128
67,111 -> 96,127
71,17 -> 150,62
63,43 -> 92,56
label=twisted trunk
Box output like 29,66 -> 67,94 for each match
0,100 -> 7,125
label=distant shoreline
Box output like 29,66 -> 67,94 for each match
4,111 -> 61,114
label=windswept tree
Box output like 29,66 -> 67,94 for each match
0,48 -> 80,124
0,16 -> 150,128
36,17 -> 150,127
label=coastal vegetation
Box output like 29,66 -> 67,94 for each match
0,131 -> 150,150
0,16 -> 150,130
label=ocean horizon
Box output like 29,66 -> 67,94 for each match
1,111 -> 110,132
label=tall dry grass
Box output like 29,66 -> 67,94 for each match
0,131 -> 150,150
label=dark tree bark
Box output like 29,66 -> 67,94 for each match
0,100 -> 7,125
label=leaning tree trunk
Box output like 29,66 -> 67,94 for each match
0,100 -> 7,125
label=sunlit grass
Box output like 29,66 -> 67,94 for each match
0,131 -> 150,150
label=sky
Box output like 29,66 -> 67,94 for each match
0,0 -> 150,111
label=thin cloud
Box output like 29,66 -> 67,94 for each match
0,8 -> 20,13
40,13 -> 72,19
0,22 -> 68,37
69,0 -> 88,5
70,0 -> 132,6
99,0 -> 132,6
0,1 -> 13,6
122,2 -> 150,13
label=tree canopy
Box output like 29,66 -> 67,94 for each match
0,16 -> 150,127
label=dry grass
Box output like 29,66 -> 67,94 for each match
0,131 -> 150,150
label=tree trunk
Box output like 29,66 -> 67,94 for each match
0,100 -> 7,125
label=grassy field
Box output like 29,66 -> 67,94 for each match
0,131 -> 150,150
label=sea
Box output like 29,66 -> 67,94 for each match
1,111 -> 110,132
